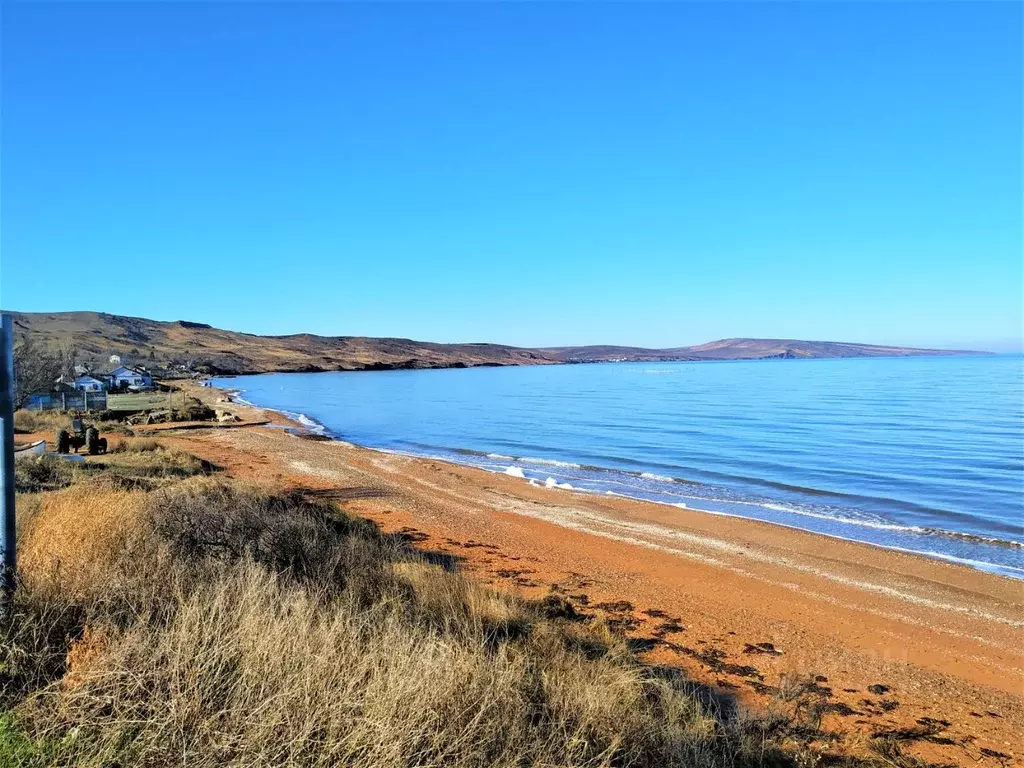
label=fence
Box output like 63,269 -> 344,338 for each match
27,390 -> 179,413
27,391 -> 108,412
107,392 -> 175,411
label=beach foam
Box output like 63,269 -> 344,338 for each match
520,457 -> 581,468
640,472 -> 676,483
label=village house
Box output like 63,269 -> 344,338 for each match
107,365 -> 154,390
74,375 -> 107,392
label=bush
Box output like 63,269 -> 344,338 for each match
12,411 -> 66,435
13,455 -> 77,494
3,476 -> 800,768
111,438 -> 160,454
174,398 -> 216,422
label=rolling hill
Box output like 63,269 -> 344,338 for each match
7,311 -> 981,376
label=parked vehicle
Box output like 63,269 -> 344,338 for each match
56,418 -> 108,455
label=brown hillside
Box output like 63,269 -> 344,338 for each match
7,311 -> 980,375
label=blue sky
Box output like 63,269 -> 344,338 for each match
2,2 -> 1021,350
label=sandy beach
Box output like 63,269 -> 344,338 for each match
61,384 -> 1020,766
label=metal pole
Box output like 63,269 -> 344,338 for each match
0,314 -> 17,606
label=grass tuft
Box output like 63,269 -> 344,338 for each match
13,456 -> 78,494
0,447 -> 906,767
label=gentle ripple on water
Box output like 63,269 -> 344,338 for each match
216,355 -> 1024,578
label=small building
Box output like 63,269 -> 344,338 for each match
108,366 -> 153,390
109,354 -> 122,365
74,375 -> 107,392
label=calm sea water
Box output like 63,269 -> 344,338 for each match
215,355 -> 1024,578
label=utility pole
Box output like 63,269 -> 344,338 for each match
0,314 -> 17,610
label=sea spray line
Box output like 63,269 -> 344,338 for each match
640,472 -> 677,483
518,457 -> 582,468
488,462 -> 1023,578
488,457 -> 1024,550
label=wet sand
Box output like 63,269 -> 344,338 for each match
118,388 -> 1024,764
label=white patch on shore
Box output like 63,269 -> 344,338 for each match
544,477 -> 574,490
503,466 -> 526,478
289,460 -> 343,481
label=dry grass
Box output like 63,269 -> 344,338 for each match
0,452 -> 898,767
110,437 -> 160,453
14,409 -> 135,439
12,410 -> 67,434
13,456 -> 79,494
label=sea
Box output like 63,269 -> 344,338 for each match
214,355 -> 1024,579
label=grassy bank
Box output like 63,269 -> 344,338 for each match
1,441 -> 926,767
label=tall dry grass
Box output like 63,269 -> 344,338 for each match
1,463 -> 794,767
12,410 -> 67,434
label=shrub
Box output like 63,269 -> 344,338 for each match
111,438 -> 160,454
3,475 -> 801,768
13,456 -> 77,494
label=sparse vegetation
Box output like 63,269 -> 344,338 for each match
13,410 -> 67,435
174,396 -> 216,422
13,455 -> 78,494
0,442 -> 940,767
110,437 -> 160,454
11,335 -> 76,410
14,409 -> 132,437
0,444 -> 791,768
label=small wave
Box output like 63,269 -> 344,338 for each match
640,472 -> 676,483
503,466 -> 526,479
544,476 -> 574,490
756,503 -> 1023,547
487,453 -> 514,460
453,448 -> 490,457
519,457 -> 581,468
878,545 -> 1024,577
280,410 -> 329,437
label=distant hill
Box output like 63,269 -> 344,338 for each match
543,338 -> 982,363
6,311 -> 981,376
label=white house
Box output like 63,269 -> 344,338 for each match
108,366 -> 153,389
74,375 -> 107,392
109,354 -> 122,365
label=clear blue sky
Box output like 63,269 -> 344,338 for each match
2,2 -> 1021,350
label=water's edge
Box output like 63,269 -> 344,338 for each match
213,378 -> 1024,581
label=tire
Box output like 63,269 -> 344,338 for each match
86,427 -> 100,455
98,437 -> 108,454
56,429 -> 70,454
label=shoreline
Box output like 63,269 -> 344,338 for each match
211,378 -> 1024,580
147,381 -> 1024,764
